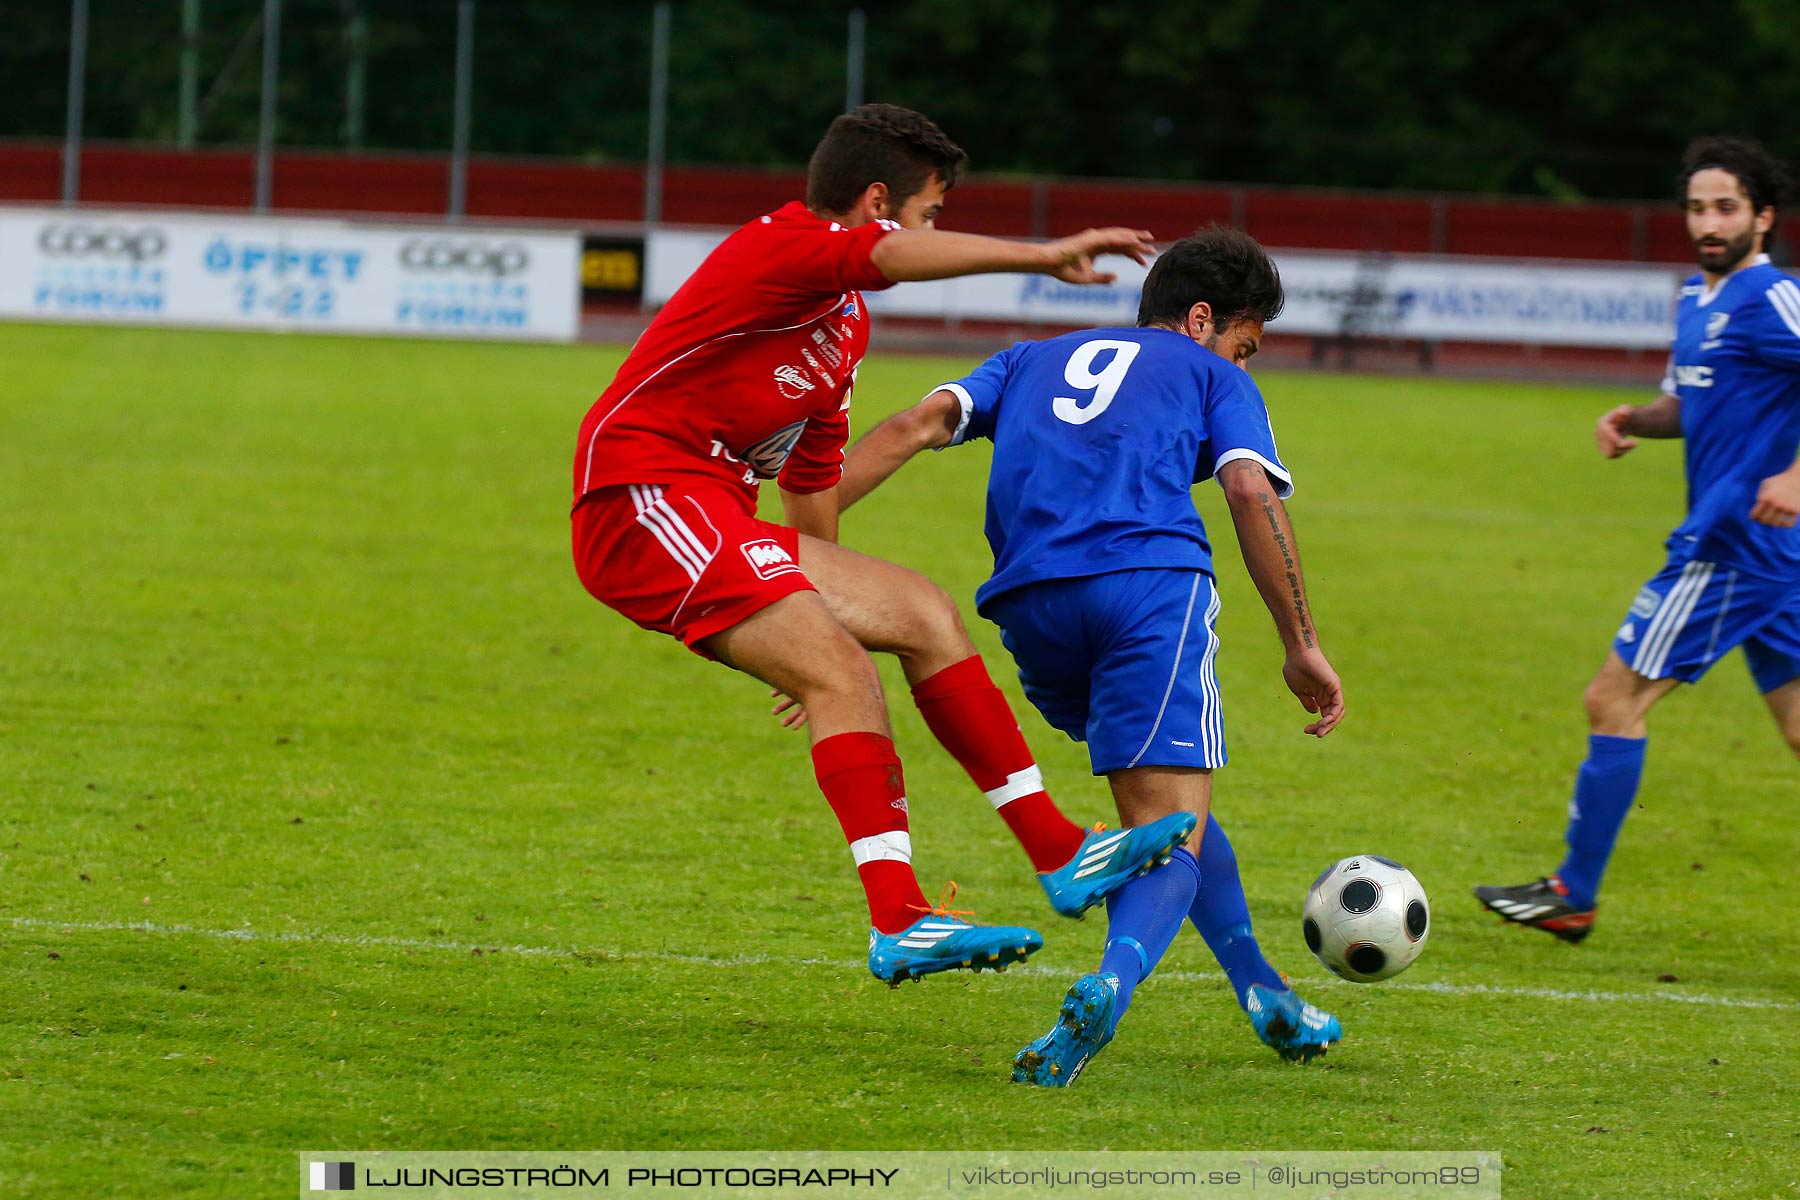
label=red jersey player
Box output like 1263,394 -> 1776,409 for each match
572,105 -> 1196,984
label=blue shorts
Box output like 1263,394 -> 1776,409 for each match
1612,556 -> 1800,693
987,569 -> 1225,775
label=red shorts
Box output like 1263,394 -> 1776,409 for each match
572,483 -> 815,655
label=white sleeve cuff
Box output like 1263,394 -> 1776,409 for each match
1213,449 -> 1294,499
935,383 -> 976,449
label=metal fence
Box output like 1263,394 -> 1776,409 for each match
29,0 -> 870,222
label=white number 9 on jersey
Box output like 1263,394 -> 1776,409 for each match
1053,339 -> 1141,425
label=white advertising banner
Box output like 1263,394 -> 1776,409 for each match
645,228 -> 1686,349
1272,252 -> 1684,349
0,207 -> 581,341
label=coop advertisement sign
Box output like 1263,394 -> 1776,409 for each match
645,227 -> 1686,348
0,208 -> 581,341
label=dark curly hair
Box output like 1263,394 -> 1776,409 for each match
805,104 -> 968,217
1680,135 -> 1792,241
1136,224 -> 1284,330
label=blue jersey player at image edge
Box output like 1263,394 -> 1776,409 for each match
1476,135 -> 1800,942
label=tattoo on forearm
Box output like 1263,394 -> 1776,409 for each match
1259,493 -> 1314,649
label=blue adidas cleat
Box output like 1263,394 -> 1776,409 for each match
1038,813 -> 1198,918
1245,983 -> 1342,1063
1011,972 -> 1121,1087
867,914 -> 1043,986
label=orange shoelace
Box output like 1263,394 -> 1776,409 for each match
906,881 -> 975,919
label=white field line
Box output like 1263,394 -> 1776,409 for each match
10,916 -> 1798,1013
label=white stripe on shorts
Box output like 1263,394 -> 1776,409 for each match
630,485 -> 714,581
1633,561 -> 1714,678
1195,585 -> 1224,765
629,486 -> 699,579
1126,575 -> 1202,769
649,490 -> 713,565
632,486 -> 710,563
1702,570 -> 1739,663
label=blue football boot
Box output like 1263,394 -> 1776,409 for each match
1011,972 -> 1121,1087
1245,983 -> 1342,1063
1038,813 -> 1198,918
867,910 -> 1043,986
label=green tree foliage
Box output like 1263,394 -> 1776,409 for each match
3,0 -> 1798,200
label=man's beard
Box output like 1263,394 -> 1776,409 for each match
1694,229 -> 1757,274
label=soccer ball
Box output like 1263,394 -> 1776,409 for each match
1301,855 -> 1430,982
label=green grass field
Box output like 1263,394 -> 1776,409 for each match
1,323 -> 1794,1198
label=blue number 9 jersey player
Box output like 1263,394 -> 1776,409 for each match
841,226 -> 1347,1084
1476,136 -> 1800,943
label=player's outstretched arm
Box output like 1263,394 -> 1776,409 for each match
1219,459 -> 1344,738
838,389 -> 963,511
1596,394 -> 1681,458
870,227 -> 1155,285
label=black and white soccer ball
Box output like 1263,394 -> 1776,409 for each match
1302,855 -> 1430,982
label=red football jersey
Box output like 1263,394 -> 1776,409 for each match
574,202 -> 900,509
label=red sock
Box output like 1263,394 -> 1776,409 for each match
910,656 -> 1086,872
811,731 -> 930,934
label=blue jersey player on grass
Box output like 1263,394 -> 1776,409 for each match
1476,136 -> 1800,942
839,226 -> 1347,1084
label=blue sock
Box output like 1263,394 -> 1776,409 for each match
1187,814 -> 1287,1010
1098,846 -> 1200,1025
1555,734 -> 1647,911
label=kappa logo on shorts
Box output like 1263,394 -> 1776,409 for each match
741,538 -> 801,580
1630,586 -> 1662,618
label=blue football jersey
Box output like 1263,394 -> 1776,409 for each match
940,326 -> 1290,612
1660,255 -> 1800,580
